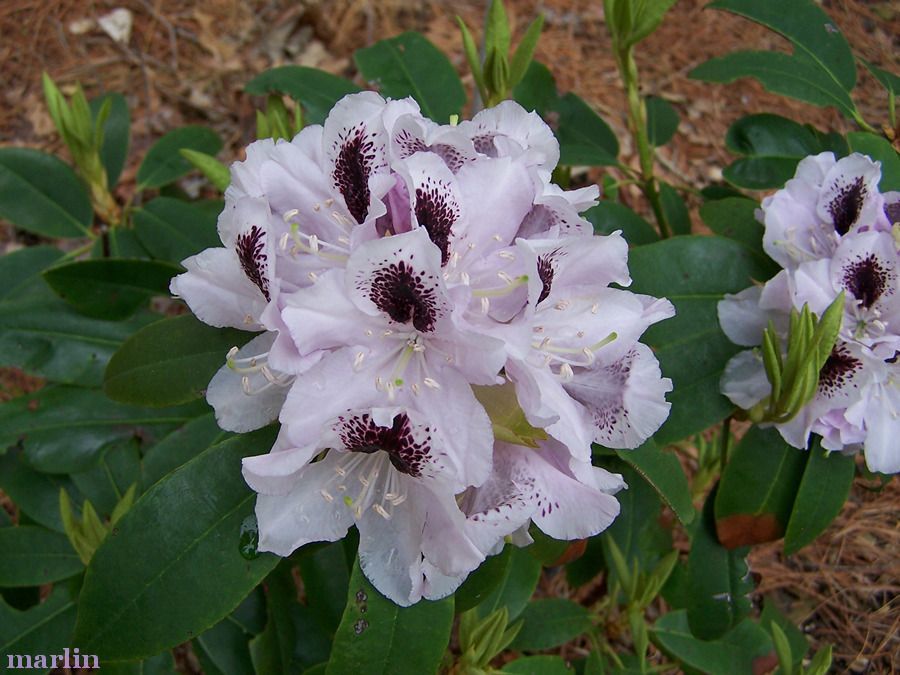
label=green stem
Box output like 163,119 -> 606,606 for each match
619,48 -> 671,238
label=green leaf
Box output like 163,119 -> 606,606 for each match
42,259 -> 180,320
97,652 -> 176,675
132,197 -> 222,264
659,182 -> 691,235
653,611 -> 774,675
475,545 -> 542,620
326,556 -> 454,675
783,439 -> 855,555
454,547 -> 512,613
646,96 -> 679,146
513,61 -> 558,114
552,93 -> 619,166
583,202 -> 658,246
0,588 -> 77,660
245,67 -> 361,126
628,0 -> 678,46
0,245 -> 63,302
298,541 -> 352,635
0,147 -> 92,238
0,385 -> 207,473
715,427 -> 808,549
250,565 -> 299,675
180,149 -> 230,191
707,0 -> 856,91
759,601 -> 808,671
689,51 -> 856,118
484,0 -> 512,60
847,131 -> 900,192
73,428 -> 279,660
509,15 -> 545,88
700,197 -> 780,277
510,598 -> 591,651
725,114 -> 821,158
0,526 -> 83,586
195,611 -> 258,675
141,413 -> 226,488
629,236 -> 773,443
615,439 -> 695,525
137,126 -> 223,189
861,58 -> 900,96
0,450 -> 81,532
90,92 -> 130,187
104,314 -> 249,407
502,655 -> 572,674
687,487 -> 753,640
354,32 -> 466,123
70,438 -> 142,517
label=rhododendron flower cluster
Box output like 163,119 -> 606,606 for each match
719,152 -> 900,474
171,92 -> 674,605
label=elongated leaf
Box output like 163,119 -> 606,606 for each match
862,58 -> 900,97
715,427 -> 808,549
137,126 -> 223,189
43,259 -> 181,320
454,546 -> 512,613
759,601 -> 808,671
513,61 -> 558,114
646,96 -> 679,146
660,182 -> 691,235
0,296 -> 155,387
250,565 -> 299,675
629,236 -> 774,443
298,541 -> 352,635
0,245 -> 63,302
73,428 -> 279,660
584,202 -> 658,246
195,611 -> 258,675
475,545 -> 542,620
653,611 -> 773,675
628,0 -> 678,46
133,197 -> 222,264
615,439 -> 694,525
0,526 -> 83,586
142,413 -> 226,488
326,557 -> 454,675
690,51 -> 856,118
245,67 -> 361,126
90,92 -> 131,187
104,314 -> 249,407
0,385 -> 207,473
707,0 -> 856,91
0,589 -> 77,658
847,131 -> 900,192
687,487 -> 753,640
503,656 -> 571,674
783,440 -> 855,554
700,197 -> 780,277
0,148 -> 92,238
510,598 -> 591,651
0,450 -> 81,532
99,652 -> 176,675
355,32 -> 465,123
70,438 -> 142,517
552,93 -> 619,166
725,114 -> 821,159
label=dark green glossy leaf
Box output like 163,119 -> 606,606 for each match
659,182 -> 690,235
95,651 -> 175,675
137,126 -> 223,189
759,601 -> 808,670
0,296 -> 155,387
100,228 -> 152,259
723,157 -> 804,191
0,526 -> 82,586
510,598 -> 591,651
70,438 -> 142,517
90,92 -> 131,187
0,148 -> 92,238
862,59 -> 900,96
104,314 -> 249,407
629,236 -> 772,443
725,114 -> 821,158
454,546 -> 512,613
646,96 -> 679,146
615,439 -> 695,525
43,259 -> 180,320
73,428 -> 279,660
687,487 -> 753,640
250,565 -> 299,675
699,197 -> 779,277
513,61 -> 558,114
783,440 -> 855,555
245,66 -> 361,126
689,51 -> 855,118
583,202 -> 658,246
141,413 -> 226,488
526,525 -> 570,565
326,556 -> 454,675
195,603 -> 259,675
0,385 -> 206,473
552,93 -> 619,166
707,0 -> 856,91
0,450 -> 81,532
653,611 -> 773,675
355,32 -> 465,123
298,541 -> 352,635
132,197 -> 222,264
847,131 -> 900,192
0,246 -> 63,302
503,655 -> 572,674
715,427 -> 807,549
475,545 -> 542,620
0,589 -> 77,660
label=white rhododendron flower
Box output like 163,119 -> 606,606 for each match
720,151 -> 900,474
172,92 -> 675,604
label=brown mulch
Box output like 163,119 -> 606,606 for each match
1,1 -> 899,672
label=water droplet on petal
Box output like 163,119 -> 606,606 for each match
239,515 -> 260,560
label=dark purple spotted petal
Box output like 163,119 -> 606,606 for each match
337,412 -> 434,477
235,225 -> 270,301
